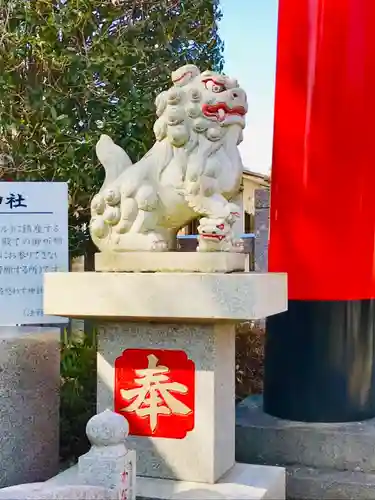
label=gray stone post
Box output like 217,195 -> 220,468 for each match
78,409 -> 136,500
0,327 -> 60,487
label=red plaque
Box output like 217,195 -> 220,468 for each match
114,349 -> 195,439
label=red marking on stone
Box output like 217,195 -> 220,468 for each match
172,71 -> 192,83
202,102 -> 246,122
202,78 -> 226,91
115,349 -> 195,439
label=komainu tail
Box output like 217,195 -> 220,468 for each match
96,134 -> 132,192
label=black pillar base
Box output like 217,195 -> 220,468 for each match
264,299 -> 375,422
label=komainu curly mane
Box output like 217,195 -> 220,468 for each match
90,64 -> 248,252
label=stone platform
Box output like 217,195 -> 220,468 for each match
44,272 -> 287,322
95,251 -> 246,273
236,395 -> 375,499
44,270 -> 287,499
46,462 -> 285,500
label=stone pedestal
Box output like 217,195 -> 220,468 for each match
97,322 -> 235,483
0,327 -> 60,487
44,265 -> 287,499
43,269 -> 286,322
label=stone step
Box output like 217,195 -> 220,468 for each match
287,465 -> 375,500
236,395 -> 375,473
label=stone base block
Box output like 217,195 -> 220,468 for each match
136,463 -> 285,500
235,395 -> 375,499
97,321 -> 235,484
0,483 -> 116,500
0,327 -> 60,487
236,395 -> 375,472
46,463 -> 286,500
95,251 -> 246,273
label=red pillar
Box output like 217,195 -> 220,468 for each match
264,0 -> 375,422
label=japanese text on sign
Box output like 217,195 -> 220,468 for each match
0,193 -> 27,209
0,182 -> 68,325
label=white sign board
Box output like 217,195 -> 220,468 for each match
0,182 -> 69,325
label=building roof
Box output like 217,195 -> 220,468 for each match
243,169 -> 270,184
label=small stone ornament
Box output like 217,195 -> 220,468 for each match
78,409 -> 136,500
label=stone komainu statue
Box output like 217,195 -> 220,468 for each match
90,64 -> 248,252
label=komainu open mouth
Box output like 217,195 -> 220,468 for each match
201,234 -> 226,241
202,102 -> 246,122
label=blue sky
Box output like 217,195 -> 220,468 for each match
219,0 -> 278,173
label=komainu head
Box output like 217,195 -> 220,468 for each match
153,64 -> 248,147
